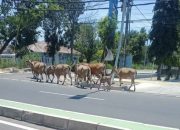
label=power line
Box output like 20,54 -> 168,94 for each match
133,4 -> 152,25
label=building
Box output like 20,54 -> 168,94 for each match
0,45 -> 16,62
28,41 -> 80,65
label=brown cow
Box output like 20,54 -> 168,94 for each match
114,67 -> 137,91
75,64 -> 92,86
45,65 -> 55,83
98,68 -> 114,91
26,60 -> 46,82
83,63 -> 106,84
54,64 -> 72,85
26,60 -> 40,78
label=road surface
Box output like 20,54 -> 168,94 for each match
0,73 -> 179,129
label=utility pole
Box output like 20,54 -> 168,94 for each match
123,0 -> 132,67
112,0 -> 127,82
114,0 -> 127,68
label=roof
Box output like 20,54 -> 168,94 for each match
27,41 -> 80,55
0,45 -> 15,54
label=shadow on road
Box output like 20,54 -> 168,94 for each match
69,90 -> 101,100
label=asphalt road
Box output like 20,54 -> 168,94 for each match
0,116 -> 55,130
0,73 -> 180,129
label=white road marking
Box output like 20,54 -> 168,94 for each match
40,91 -> 105,101
0,120 -> 39,130
0,78 -> 31,83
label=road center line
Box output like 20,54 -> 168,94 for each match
0,120 -> 39,130
40,91 -> 105,101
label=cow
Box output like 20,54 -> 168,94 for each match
98,68 -> 114,91
45,65 -> 55,83
26,61 -> 46,82
83,63 -> 106,84
75,64 -> 92,87
54,64 -> 72,85
26,60 -> 40,79
114,67 -> 137,91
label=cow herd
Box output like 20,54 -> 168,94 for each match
26,60 -> 137,91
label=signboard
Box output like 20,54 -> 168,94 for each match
104,49 -> 114,61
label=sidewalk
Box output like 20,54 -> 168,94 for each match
111,77 -> 180,97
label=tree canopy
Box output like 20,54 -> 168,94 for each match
149,0 -> 179,65
75,24 -> 97,63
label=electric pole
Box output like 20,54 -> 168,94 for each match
123,0 -> 132,67
112,0 -> 127,82
114,0 -> 127,68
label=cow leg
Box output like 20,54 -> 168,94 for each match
40,73 -> 43,82
98,82 -> 101,90
119,78 -> 122,86
134,84 -> 136,91
75,74 -> 77,83
36,73 -> 39,82
95,78 -> 100,84
57,75 -> 60,84
32,71 -> 36,79
128,78 -> 133,91
46,74 -> 48,82
41,73 -> 43,80
51,74 -> 54,83
68,72 -> 72,85
132,78 -> 136,91
107,81 -> 111,91
62,75 -> 66,85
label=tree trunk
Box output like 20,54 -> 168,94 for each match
0,34 -> 16,54
52,55 -> 55,65
165,66 -> 171,81
157,64 -> 162,80
175,67 -> 180,80
101,46 -> 106,62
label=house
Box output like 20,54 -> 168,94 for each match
27,41 -> 80,65
0,45 -> 16,62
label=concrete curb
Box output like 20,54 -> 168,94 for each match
0,106 -> 127,130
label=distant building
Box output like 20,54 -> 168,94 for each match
0,45 -> 16,62
27,41 -> 80,65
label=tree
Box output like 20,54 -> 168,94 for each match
0,0 -> 43,56
126,28 -> 148,64
149,0 -> 179,80
75,24 -> 97,63
42,0 -> 64,64
63,1 -> 85,63
97,16 -> 117,61
42,0 -> 85,64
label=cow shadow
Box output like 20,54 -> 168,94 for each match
69,90 -> 101,100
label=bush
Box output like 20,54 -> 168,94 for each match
132,63 -> 157,70
106,63 -> 113,69
0,59 -> 16,68
0,52 -> 40,69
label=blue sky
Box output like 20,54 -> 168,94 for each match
79,0 -> 155,32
